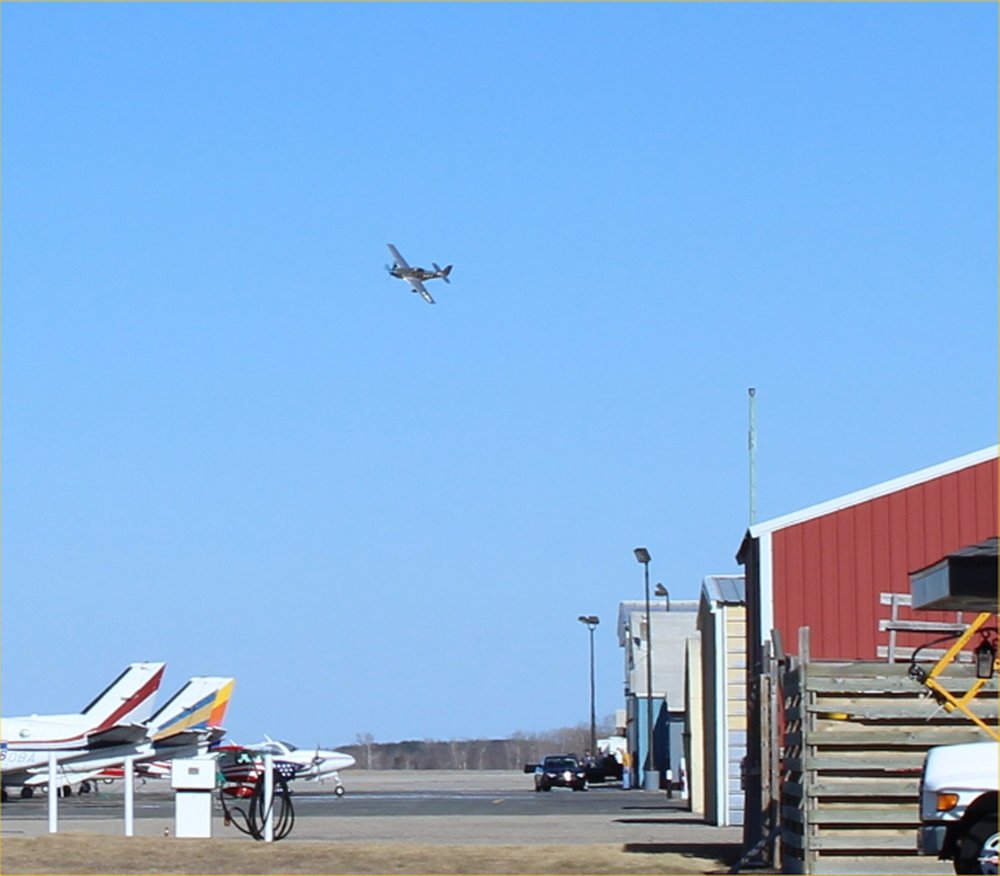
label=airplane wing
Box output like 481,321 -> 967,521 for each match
84,723 -> 150,749
153,725 -> 227,751
409,278 -> 435,305
23,765 -> 107,789
386,244 -> 410,269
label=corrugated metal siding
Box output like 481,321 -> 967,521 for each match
773,457 -> 997,660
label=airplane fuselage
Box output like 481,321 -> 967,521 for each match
2,742 -> 90,774
390,266 -> 445,282
255,738 -> 356,781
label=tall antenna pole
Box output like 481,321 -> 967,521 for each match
748,387 -> 757,526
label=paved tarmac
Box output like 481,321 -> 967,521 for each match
1,770 -> 741,849
0,771 -> 953,874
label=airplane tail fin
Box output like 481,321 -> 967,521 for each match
433,263 -> 453,284
149,677 -> 235,742
80,662 -> 167,732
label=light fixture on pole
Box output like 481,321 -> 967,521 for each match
654,582 -> 670,612
974,635 -> 997,680
578,615 -> 600,756
633,547 -> 657,790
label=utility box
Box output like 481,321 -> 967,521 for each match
171,757 -> 216,838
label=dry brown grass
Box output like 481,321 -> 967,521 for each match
0,834 -> 738,874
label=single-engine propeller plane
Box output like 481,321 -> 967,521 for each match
385,244 -> 452,304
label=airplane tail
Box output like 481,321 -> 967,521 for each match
148,677 -> 235,742
80,662 -> 167,732
433,263 -> 453,284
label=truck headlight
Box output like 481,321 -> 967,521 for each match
936,793 -> 960,812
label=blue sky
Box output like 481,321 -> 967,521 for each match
3,3 -> 996,747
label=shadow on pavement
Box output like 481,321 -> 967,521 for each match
620,804 -> 690,811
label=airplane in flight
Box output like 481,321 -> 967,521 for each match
1,674 -> 234,800
217,736 -> 356,796
1,661 -> 167,796
385,244 -> 452,304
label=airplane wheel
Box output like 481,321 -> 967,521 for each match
61,786 -> 73,798
80,781 -> 92,794
334,785 -> 346,797
20,786 -> 34,799
1,788 -> 7,802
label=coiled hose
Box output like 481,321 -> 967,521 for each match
219,767 -> 295,841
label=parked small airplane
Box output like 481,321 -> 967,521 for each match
217,736 -> 356,796
385,243 -> 452,304
90,759 -> 171,787
0,661 -> 167,796
1,674 -> 234,801
258,736 -> 356,786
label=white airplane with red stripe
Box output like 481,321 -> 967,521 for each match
0,661 -> 166,799
12,675 -> 235,799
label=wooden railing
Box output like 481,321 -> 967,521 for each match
778,627 -> 997,874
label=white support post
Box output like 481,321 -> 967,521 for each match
263,753 -> 274,842
124,757 -> 135,836
47,752 -> 58,833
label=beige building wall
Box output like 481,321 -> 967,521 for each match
684,636 -> 705,816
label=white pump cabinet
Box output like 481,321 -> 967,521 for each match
171,757 -> 217,838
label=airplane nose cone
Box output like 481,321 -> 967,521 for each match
341,753 -> 356,769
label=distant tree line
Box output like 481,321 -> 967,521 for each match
344,718 -> 618,770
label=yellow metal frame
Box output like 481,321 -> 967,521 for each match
922,611 -> 999,741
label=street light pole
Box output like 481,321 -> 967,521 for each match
634,547 -> 656,791
578,615 -> 600,756
655,582 -> 670,613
